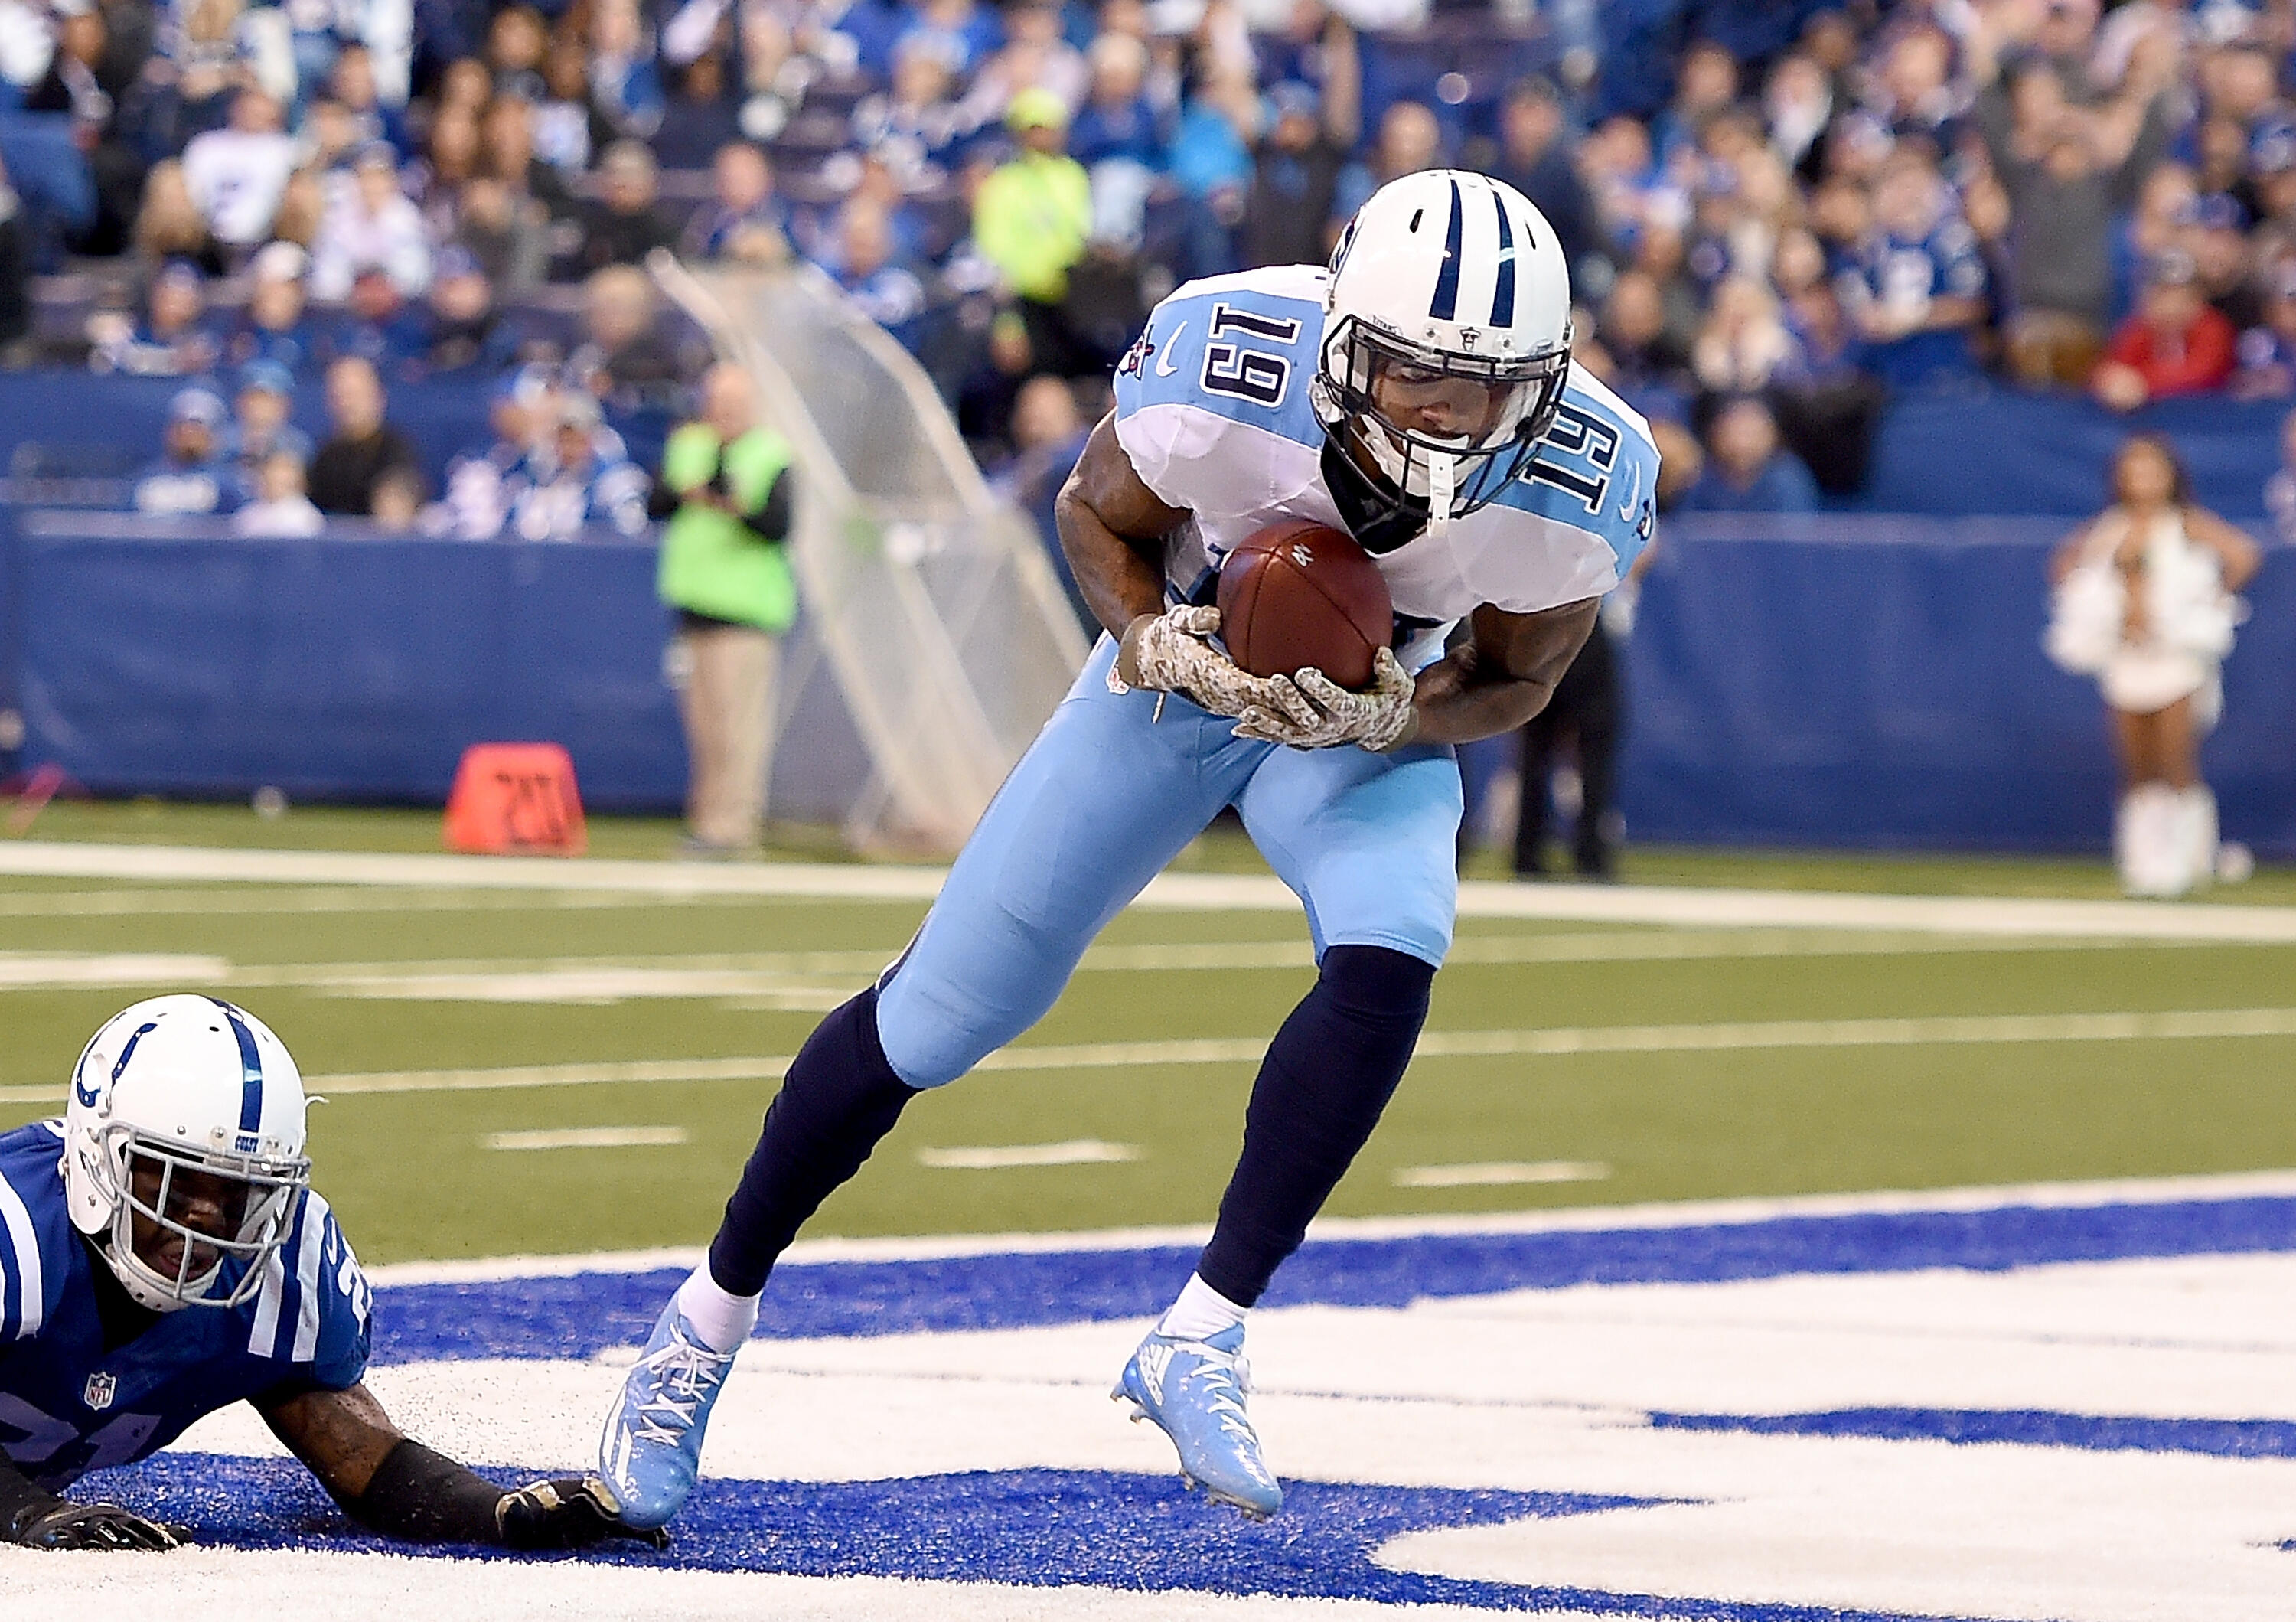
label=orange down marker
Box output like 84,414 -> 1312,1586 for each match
442,743 -> 589,857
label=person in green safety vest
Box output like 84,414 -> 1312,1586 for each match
973,85 -> 1092,372
654,361 -> 797,856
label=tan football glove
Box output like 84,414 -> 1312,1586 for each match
1112,605 -> 1322,725
1233,647 -> 1419,752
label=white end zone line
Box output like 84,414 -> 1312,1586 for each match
2,840 -> 2294,940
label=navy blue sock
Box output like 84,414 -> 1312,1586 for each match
1195,945 -> 1436,1307
707,986 -> 918,1297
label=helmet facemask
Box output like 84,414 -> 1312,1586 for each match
1317,314 -> 1573,529
83,1122 -> 308,1312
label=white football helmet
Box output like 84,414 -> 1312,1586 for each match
1315,169 -> 1574,539
63,996 -> 311,1313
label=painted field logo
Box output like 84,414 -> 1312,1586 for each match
83,1372 -> 115,1411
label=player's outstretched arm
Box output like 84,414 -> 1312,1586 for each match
0,1450 -> 191,1550
259,1381 -> 669,1551
1402,599 -> 1600,746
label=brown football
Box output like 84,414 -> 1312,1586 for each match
1215,519 -> 1394,689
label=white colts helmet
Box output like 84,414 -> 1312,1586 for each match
1315,169 -> 1574,537
63,996 -> 311,1313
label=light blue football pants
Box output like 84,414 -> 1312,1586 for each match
875,636 -> 1464,1088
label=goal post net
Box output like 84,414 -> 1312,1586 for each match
651,254 -> 1091,857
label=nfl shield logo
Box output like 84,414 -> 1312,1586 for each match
83,1372 -> 116,1411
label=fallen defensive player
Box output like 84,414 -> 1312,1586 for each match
0,994 -> 661,1554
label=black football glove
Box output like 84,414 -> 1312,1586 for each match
9,1497 -> 191,1550
495,1475 -> 669,1552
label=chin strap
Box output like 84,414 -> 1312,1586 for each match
1425,453 -> 1456,537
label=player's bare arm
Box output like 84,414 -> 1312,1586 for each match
1402,598 -> 1601,747
260,1379 -> 666,1549
1055,411 -> 1182,640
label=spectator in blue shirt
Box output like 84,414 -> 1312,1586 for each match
325,44 -> 412,157
1244,80 -> 1345,271
1071,31 -> 1163,251
682,141 -> 788,263
817,0 -> 908,83
1681,394 -> 1822,513
405,245 -> 523,376
824,198 -> 929,351
89,257 -> 218,376
1069,32 -> 1162,170
588,0 -> 665,139
226,361 -> 316,488
1649,41 -> 1738,165
506,392 -> 653,540
853,37 -> 974,182
896,0 -> 1003,80
135,387 -> 240,517
1839,148 -> 1988,392
225,241 -> 326,374
1492,77 -> 1605,280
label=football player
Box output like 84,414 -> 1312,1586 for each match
0,996 -> 662,1553
601,171 -> 1660,1522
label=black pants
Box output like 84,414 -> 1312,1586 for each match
1514,616 -> 1623,877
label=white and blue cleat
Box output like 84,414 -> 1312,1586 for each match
597,1301 -> 739,1531
1112,1323 -> 1283,1518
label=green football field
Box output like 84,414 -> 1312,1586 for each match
5,801 -> 2294,1265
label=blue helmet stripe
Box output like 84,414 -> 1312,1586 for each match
1430,177 -> 1464,321
210,998 -> 265,1135
1489,190 -> 1516,328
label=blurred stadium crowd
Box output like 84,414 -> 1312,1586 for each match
8,0 -> 2296,528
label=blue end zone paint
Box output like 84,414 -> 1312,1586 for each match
367,1196 -> 2296,1365
98,1453 -> 2002,1620
1655,1408 -> 2296,1460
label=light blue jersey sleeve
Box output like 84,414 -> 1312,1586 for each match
244,1190 -> 371,1390
1112,266 -> 1330,512
1489,368 -> 1661,586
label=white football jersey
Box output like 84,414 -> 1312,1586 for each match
1112,264 -> 1658,666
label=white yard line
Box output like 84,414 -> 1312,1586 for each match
915,1141 -> 1142,1170
2,840 -> 2294,939
0,951 -> 229,986
0,886 -> 794,916
1391,1161 -> 1612,1188
0,926 -> 2265,999
8,1005 -> 2291,1108
484,1126 -> 690,1151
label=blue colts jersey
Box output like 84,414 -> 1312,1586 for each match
0,1121 -> 370,1490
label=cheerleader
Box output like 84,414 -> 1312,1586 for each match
2047,436 -> 2262,896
